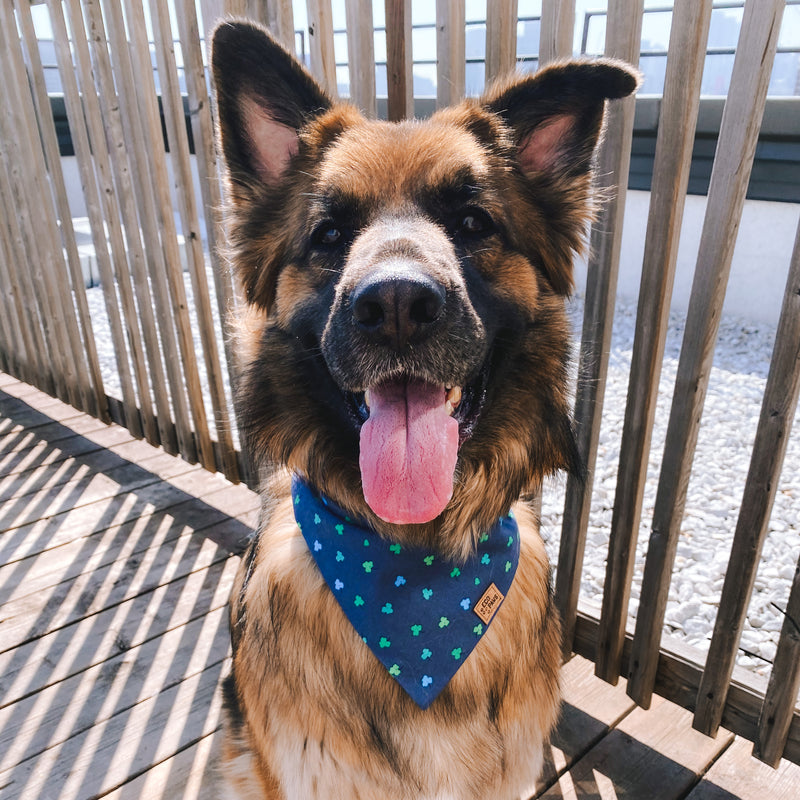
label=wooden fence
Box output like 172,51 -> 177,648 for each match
1,0 -> 798,770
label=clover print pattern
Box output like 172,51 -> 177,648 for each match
292,475 -> 520,709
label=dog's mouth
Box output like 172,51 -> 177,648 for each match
343,363 -> 490,526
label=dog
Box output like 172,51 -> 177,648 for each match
211,20 -> 637,799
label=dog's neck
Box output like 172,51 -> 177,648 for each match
291,474 -> 520,707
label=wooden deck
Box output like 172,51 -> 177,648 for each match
1,372 -> 798,800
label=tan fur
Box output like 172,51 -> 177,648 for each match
223,496 -> 560,800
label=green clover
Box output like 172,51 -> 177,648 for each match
314,513 -> 321,524
450,567 -> 461,578
335,524 -> 344,535
381,603 -> 393,614
481,553 -> 490,565
479,532 -> 489,543
505,560 -> 512,572
354,595 -> 364,607
438,616 -> 450,628
389,543 -> 402,554
388,664 -> 401,676
507,535 -> 514,547
335,550 -> 344,562
451,647 -> 462,660
411,624 -> 422,636
424,555 -> 435,566
363,538 -> 370,547
379,636 -> 391,648
421,648 -> 432,660
473,623 -> 483,635
362,561 -> 374,573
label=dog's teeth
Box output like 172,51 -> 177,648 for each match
445,386 -> 462,416
364,389 -> 371,410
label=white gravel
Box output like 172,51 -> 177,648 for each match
541,293 -> 800,678
86,278 -> 800,678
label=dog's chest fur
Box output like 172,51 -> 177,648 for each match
223,499 -> 560,800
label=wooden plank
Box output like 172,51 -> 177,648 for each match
686,738 -> 800,800
65,0 -> 158,438
0,19 -> 74,407
0,427 -> 133,480
0,530 -> 228,654
16,0 -> 108,421
0,502 -> 246,614
346,0 -> 377,117
120,0 -> 205,463
485,0 -> 517,82
264,0 -> 295,50
0,553 -> 238,710
594,0 -> 713,685
574,612 -> 800,766
754,547 -> 800,766
0,606 -> 230,772
76,0 -> 169,447
0,656 -> 228,800
694,209 -> 800,736
173,0 -> 243,438
539,0 -> 574,65
537,696 -> 733,800
149,0 -> 236,477
0,158 -> 49,391
307,0 -> 338,98
101,727 -> 225,799
632,0 -> 785,712
435,0 -> 465,108
537,656 -> 636,792
555,0 -> 644,660
384,0 -> 412,121
44,0 -> 144,438
14,0 -> 107,422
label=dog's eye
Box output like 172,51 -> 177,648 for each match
312,223 -> 344,248
457,209 -> 493,238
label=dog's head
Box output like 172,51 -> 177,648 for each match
213,21 -> 638,557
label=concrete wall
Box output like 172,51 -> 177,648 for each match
574,191 -> 800,326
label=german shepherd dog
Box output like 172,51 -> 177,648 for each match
212,20 -> 637,800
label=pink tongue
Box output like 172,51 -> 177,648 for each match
359,379 -> 459,524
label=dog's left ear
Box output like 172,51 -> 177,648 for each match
482,59 -> 640,182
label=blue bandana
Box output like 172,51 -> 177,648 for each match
292,475 -> 520,708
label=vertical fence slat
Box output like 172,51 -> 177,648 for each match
435,0 -> 465,108
307,0 -> 338,99
346,0 -> 377,116
555,0 -> 644,660
0,121 -> 52,392
15,0 -> 108,421
175,0 -> 245,471
65,0 -> 155,439
123,0 -> 211,465
150,0 -> 238,479
78,0 -> 167,447
485,0 -> 517,82
629,0 -> 784,710
265,0 -> 296,50
0,186 -> 33,379
594,0 -> 714,685
0,13 -> 82,410
695,216 -> 800,739
539,0 -> 575,65
45,0 -> 145,437
384,0 -> 412,121
755,499 -> 800,766
85,0 -> 178,451
102,0 -> 194,458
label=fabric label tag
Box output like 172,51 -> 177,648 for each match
474,582 -> 504,624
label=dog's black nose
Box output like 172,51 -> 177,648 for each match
352,272 -> 446,349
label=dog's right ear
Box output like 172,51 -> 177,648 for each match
211,21 -> 331,196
